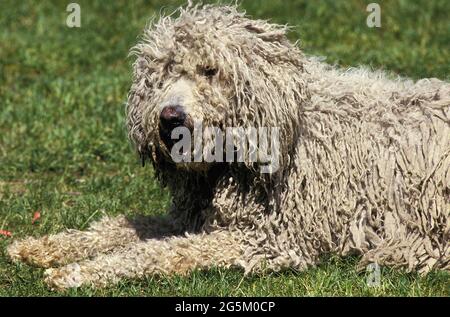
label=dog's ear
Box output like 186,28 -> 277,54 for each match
126,57 -> 155,162
126,88 -> 148,162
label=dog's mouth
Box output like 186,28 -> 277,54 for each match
158,116 -> 194,152
158,119 -> 211,172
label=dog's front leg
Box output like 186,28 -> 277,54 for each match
7,214 -> 177,268
43,230 -> 243,290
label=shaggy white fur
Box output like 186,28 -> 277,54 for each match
7,3 -> 450,290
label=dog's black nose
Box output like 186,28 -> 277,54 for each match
159,105 -> 186,130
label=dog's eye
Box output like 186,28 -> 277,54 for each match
157,82 -> 164,89
201,66 -> 218,77
144,79 -> 153,89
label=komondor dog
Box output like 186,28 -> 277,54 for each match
7,3 -> 450,290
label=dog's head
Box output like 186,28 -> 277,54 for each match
126,4 -> 309,175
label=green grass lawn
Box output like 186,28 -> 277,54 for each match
0,0 -> 449,296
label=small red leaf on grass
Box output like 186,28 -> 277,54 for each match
32,211 -> 41,224
0,230 -> 12,237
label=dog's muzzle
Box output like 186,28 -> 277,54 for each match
159,105 -> 189,150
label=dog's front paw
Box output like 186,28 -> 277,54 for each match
6,237 -> 54,267
44,263 -> 84,290
6,240 -> 25,262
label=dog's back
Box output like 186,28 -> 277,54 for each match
289,58 -> 450,272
